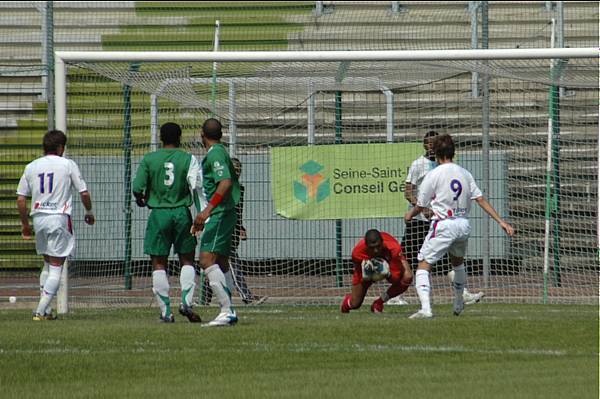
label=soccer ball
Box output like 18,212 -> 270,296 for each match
361,257 -> 390,282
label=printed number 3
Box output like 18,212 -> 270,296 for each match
450,179 -> 462,201
164,162 -> 174,186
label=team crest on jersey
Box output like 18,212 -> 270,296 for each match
213,160 -> 224,177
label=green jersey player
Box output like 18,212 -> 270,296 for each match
191,118 -> 240,327
132,122 -> 201,323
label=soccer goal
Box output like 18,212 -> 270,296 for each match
53,48 -> 599,313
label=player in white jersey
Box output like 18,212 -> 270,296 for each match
404,134 -> 514,319
16,130 -> 95,320
391,131 -> 484,307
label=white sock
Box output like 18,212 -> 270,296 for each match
152,270 -> 171,317
452,264 -> 466,300
179,265 -> 196,307
36,265 -> 61,315
205,264 -> 232,313
415,269 -> 432,313
224,269 -> 235,292
40,262 -> 53,315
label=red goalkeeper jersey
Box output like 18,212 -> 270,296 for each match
351,232 -> 408,285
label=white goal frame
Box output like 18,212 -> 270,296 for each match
54,48 -> 599,313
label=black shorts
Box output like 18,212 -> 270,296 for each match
402,219 -> 431,267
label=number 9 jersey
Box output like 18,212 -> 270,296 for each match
416,163 -> 482,220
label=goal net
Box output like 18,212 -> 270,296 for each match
55,49 -> 598,310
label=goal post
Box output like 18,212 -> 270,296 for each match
54,48 -> 599,313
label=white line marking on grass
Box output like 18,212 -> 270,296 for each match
238,309 -> 284,314
0,344 -> 574,357
466,307 -> 597,315
284,343 -> 570,356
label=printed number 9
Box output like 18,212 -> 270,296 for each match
164,162 -> 174,186
450,179 -> 462,201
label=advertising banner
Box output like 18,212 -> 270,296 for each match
272,143 -> 423,219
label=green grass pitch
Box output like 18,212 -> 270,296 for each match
0,304 -> 597,398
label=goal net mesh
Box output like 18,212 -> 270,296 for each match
62,54 -> 598,307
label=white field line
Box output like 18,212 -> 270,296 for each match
0,343 -> 585,357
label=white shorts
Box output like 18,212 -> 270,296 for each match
33,213 -> 75,257
417,218 -> 471,265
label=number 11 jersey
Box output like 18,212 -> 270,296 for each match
16,155 -> 88,216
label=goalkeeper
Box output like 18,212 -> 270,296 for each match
341,229 -> 413,313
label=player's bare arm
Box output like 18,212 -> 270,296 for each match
191,178 -> 232,235
405,182 -> 433,219
16,195 -> 32,239
404,205 -> 424,222
404,182 -> 417,205
80,190 -> 95,225
475,196 -> 515,236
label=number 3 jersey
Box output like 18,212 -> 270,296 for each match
417,162 -> 483,221
16,155 -> 88,216
132,148 -> 199,209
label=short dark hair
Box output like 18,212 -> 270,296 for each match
160,122 -> 182,146
433,134 -> 455,160
43,130 -> 67,154
202,118 -> 222,140
423,130 -> 438,142
364,229 -> 382,245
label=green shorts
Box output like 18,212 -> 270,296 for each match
199,211 -> 237,256
144,207 -> 196,256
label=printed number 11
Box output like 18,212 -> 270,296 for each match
38,172 -> 54,193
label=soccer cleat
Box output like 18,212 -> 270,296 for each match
453,296 -> 465,316
371,297 -> 384,313
159,314 -> 175,323
205,311 -> 238,327
340,294 -> 352,313
463,291 -> 485,306
32,313 -> 45,321
43,312 -> 58,320
178,304 -> 202,323
408,310 -> 433,319
386,296 -> 409,305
